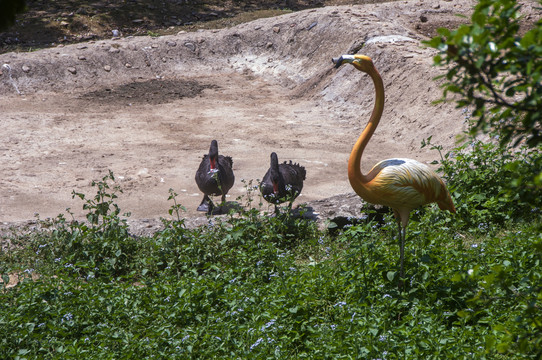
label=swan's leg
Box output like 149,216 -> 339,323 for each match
197,195 -> 211,212
209,194 -> 227,215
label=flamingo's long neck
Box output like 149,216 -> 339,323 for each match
348,65 -> 385,197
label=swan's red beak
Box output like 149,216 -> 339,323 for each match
272,182 -> 279,194
210,157 -> 217,170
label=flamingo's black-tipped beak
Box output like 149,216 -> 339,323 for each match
333,55 -> 358,69
332,56 -> 344,69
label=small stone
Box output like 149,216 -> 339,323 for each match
78,55 -> 86,60
67,67 -> 77,74
184,42 -> 196,51
103,65 -> 111,72
273,26 -> 280,33
132,19 -> 144,23
22,65 -> 30,73
266,42 -> 273,49
112,29 -> 120,37
60,21 -> 69,27
420,15 -> 428,22
109,47 -> 120,53
125,63 -> 132,68
166,40 -> 177,47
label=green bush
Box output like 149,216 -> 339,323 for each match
424,135 -> 542,230
1,169 -> 540,359
425,0 -> 542,148
35,171 -> 140,278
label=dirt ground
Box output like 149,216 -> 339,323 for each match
1,0 -> 539,229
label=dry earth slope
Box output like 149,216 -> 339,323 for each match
1,0 -> 481,231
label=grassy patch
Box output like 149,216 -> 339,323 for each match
1,160 -> 541,358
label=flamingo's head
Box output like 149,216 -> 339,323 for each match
332,54 -> 374,72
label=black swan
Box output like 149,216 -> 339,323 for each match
260,152 -> 306,212
195,140 -> 235,214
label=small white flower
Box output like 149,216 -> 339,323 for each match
250,338 -> 263,350
62,313 -> 73,323
261,319 -> 276,331
268,273 -> 278,280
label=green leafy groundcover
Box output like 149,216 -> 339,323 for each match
1,161 -> 541,359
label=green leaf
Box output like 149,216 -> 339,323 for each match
386,271 -> 396,281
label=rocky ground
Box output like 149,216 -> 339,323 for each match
1,0 -> 540,236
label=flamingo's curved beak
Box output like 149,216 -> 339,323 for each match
332,56 -> 344,68
332,55 -> 356,69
